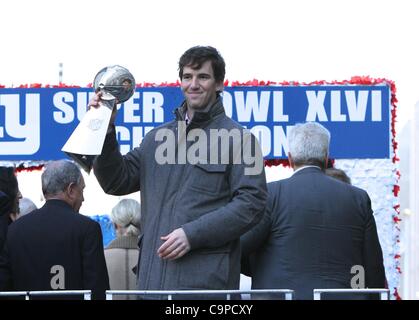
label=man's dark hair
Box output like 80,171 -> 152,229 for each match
178,46 -> 226,83
0,167 -> 18,215
325,168 -> 352,184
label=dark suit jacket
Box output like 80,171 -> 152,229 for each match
0,214 -> 10,252
0,199 -> 109,299
241,167 -> 386,300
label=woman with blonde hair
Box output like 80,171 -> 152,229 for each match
105,198 -> 141,299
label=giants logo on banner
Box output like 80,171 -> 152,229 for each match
0,85 -> 390,161
0,93 -> 40,154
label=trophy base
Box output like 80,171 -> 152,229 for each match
64,152 -> 96,173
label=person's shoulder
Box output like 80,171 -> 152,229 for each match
322,173 -> 358,189
267,179 -> 288,192
322,173 -> 355,192
323,174 -> 371,201
140,120 -> 177,142
149,119 -> 177,133
216,117 -> 261,143
72,213 -> 101,230
267,180 -> 281,188
6,210 -> 41,242
218,115 -> 244,130
348,183 -> 370,200
9,207 -> 41,229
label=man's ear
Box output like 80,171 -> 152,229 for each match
66,182 -> 76,199
216,81 -> 224,93
288,152 -> 294,169
324,155 -> 329,169
9,212 -> 19,222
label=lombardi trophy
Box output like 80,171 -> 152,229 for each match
62,65 -> 135,172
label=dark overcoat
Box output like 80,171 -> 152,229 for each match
94,98 -> 267,293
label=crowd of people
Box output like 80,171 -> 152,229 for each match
0,45 -> 386,300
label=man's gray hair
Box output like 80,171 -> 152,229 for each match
19,197 -> 37,217
288,122 -> 331,169
41,160 -> 82,196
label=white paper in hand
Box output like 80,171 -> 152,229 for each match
62,104 -> 112,155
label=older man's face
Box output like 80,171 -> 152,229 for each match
73,176 -> 85,213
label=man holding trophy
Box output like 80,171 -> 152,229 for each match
76,46 -> 267,296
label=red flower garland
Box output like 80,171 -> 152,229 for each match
15,164 -> 44,173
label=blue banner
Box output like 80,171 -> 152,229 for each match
0,85 -> 390,160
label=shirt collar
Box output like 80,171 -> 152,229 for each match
292,165 -> 321,176
185,111 -> 190,125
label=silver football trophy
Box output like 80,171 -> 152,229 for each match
62,65 -> 135,172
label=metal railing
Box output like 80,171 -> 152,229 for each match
313,288 -> 390,300
106,289 -> 295,300
0,291 -> 29,300
0,290 -> 91,300
0,288 -> 390,300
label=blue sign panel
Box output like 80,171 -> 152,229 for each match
0,85 -> 390,160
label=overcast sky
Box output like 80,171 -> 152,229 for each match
2,0 -> 418,215
1,0 -> 418,129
